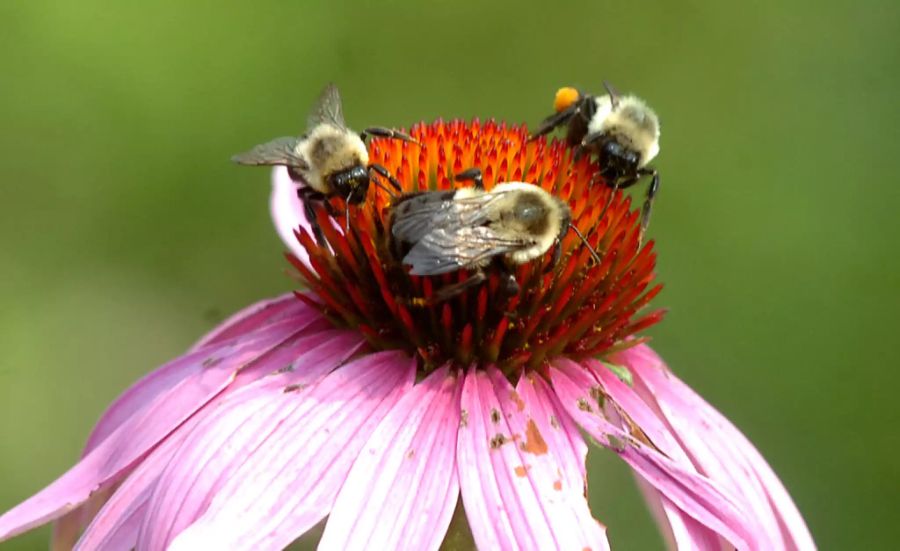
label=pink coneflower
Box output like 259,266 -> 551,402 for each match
0,120 -> 814,550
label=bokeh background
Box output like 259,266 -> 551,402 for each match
1,1 -> 897,549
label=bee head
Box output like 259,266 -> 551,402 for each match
329,165 -> 371,203
601,139 -> 641,174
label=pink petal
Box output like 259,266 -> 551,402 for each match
617,345 -> 816,550
137,330 -> 363,549
585,359 -> 727,550
586,359 -> 693,465
635,477 -> 727,551
52,487 -> 115,551
318,366 -> 462,551
75,429 -> 194,551
0,316 -> 305,543
51,296 -> 319,549
270,166 -> 312,268
73,328 -> 361,551
550,360 -> 756,550
79,501 -> 148,551
188,293 -> 312,352
456,367 -> 609,551
166,351 -> 416,550
86,301 -> 320,455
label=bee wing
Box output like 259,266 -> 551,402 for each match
391,191 -> 505,244
231,136 -> 308,169
307,83 -> 346,130
403,226 -> 526,276
392,191 -> 458,243
392,190 -> 532,276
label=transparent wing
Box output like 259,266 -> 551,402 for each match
403,226 -> 527,275
307,83 -> 346,130
391,191 -> 459,243
391,190 -> 508,244
231,136 -> 308,168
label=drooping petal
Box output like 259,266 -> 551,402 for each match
52,486 -> 115,551
318,366 -> 462,551
584,359 -> 728,550
137,330 -> 364,549
0,317 -> 306,543
51,296 -> 321,549
72,328 -> 362,551
634,478 -> 727,551
166,351 -> 416,550
456,366 -> 609,551
86,300 -> 320,455
75,430 -> 193,551
585,358 -> 692,465
188,293 -> 311,352
270,166 -> 312,268
550,359 -> 756,550
615,345 -> 816,550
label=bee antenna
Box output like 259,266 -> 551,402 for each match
603,80 -> 620,109
568,223 -> 603,265
372,178 -> 398,199
344,191 -> 353,232
368,164 -> 401,199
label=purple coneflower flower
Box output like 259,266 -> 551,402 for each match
0,120 -> 814,550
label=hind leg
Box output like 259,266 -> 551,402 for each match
297,187 -> 329,246
636,168 -> 660,241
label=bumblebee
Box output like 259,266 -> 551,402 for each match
531,83 -> 661,236
233,83 -> 415,242
391,168 -> 601,302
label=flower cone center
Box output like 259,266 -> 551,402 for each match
288,120 -> 664,375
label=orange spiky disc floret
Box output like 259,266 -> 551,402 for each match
288,119 -> 665,375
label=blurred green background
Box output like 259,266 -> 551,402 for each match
1,1 -> 897,549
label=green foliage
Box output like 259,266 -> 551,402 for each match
1,1 -> 897,548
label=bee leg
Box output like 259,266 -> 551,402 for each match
491,260 -> 520,296
596,179 -> 621,223
428,271 -> 488,304
575,130 -> 606,162
544,238 -> 563,274
567,223 -> 603,266
580,130 -> 608,151
344,191 -> 354,232
362,127 -> 420,145
500,271 -> 520,296
454,168 -> 483,190
637,168 -> 660,242
368,163 -> 402,197
297,187 -> 328,246
528,104 -> 579,141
